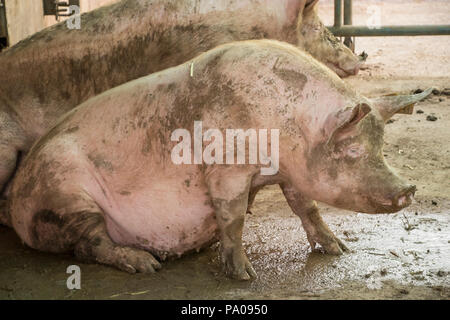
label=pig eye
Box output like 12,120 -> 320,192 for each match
345,144 -> 364,158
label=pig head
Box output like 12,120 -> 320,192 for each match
296,0 -> 365,77
301,103 -> 415,213
268,57 -> 431,214
285,88 -> 432,214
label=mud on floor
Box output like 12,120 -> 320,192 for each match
0,203 -> 448,300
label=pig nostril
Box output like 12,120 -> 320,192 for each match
397,196 -> 407,207
407,185 -> 417,197
395,185 -> 416,207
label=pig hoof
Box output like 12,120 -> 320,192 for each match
223,252 -> 257,280
322,237 -> 349,255
336,237 -> 349,252
112,247 -> 162,274
322,242 -> 344,255
309,234 -> 349,255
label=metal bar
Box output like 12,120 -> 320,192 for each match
343,0 -> 352,26
334,0 -> 342,28
0,0 -> 8,45
343,0 -> 353,49
0,0 -> 6,36
328,25 -> 450,36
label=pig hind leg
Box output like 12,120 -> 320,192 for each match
11,154 -> 162,273
73,212 -> 162,273
25,206 -> 161,273
29,207 -> 162,273
281,183 -> 348,255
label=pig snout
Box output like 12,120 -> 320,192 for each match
333,50 -> 366,76
348,54 -> 368,75
348,65 -> 360,76
342,56 -> 366,76
393,184 -> 417,209
326,60 -> 361,77
373,183 -> 417,213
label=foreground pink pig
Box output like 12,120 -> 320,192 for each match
7,40 -> 426,280
0,0 -> 364,207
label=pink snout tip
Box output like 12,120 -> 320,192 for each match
394,185 -> 417,208
350,66 -> 360,75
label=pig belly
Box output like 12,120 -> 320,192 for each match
102,179 -> 218,258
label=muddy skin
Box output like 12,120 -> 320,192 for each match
280,183 -> 349,255
0,200 -> 10,227
297,3 -> 365,77
206,166 -> 260,280
304,106 -> 416,214
0,0 -> 364,210
30,210 -> 103,253
30,210 -> 161,273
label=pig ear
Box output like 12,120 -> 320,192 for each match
370,88 -> 433,122
325,103 -> 372,144
303,0 -> 320,14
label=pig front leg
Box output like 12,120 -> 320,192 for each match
246,185 -> 264,214
206,167 -> 258,280
281,183 -> 349,255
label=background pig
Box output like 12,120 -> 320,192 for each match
0,0 -> 364,211
7,40 -> 426,279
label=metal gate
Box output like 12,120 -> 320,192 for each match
328,0 -> 450,50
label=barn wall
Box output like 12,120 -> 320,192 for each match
80,0 -> 120,12
5,0 -> 121,46
43,0 -> 120,27
5,0 -> 45,46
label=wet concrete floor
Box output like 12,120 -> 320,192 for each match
0,189 -> 448,300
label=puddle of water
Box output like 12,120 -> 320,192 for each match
243,210 -> 450,296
